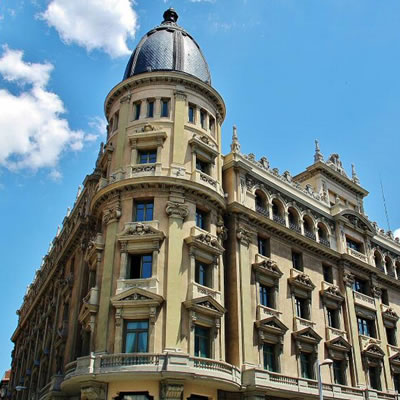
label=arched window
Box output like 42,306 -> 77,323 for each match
255,190 -> 269,217
288,207 -> 300,233
303,216 -> 315,240
272,199 -> 285,225
385,256 -> 395,277
374,251 -> 384,272
317,222 -> 330,247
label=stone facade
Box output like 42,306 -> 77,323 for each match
8,9 -> 400,400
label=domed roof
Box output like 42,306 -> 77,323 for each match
123,9 -> 211,85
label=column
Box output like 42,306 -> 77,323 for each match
95,192 -> 121,353
164,190 -> 189,351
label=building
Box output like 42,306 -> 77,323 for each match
0,370 -> 10,399
8,8 -> 400,400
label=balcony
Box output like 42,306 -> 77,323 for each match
326,326 -> 348,341
242,369 -> 397,400
256,304 -> 281,320
273,214 -> 286,226
353,291 -> 376,311
38,374 -> 63,400
319,237 -> 331,248
63,352 -> 241,389
304,230 -> 316,241
293,316 -> 315,331
347,247 -> 368,263
116,276 -> 159,295
188,281 -> 222,304
289,222 -> 301,233
256,205 -> 269,218
191,170 -> 222,194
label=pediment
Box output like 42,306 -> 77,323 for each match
252,259 -> 283,279
118,222 -> 165,241
292,327 -> 322,344
184,295 -> 225,317
111,287 -> 164,308
326,336 -> 351,352
256,316 -> 288,335
185,231 -> 224,256
188,134 -> 219,159
363,343 -> 385,359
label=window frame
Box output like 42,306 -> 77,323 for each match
147,99 -> 155,118
127,254 -> 153,280
194,325 -> 211,358
133,102 -> 141,121
123,320 -> 149,353
188,103 -> 196,124
137,149 -> 157,164
291,250 -> 303,272
195,260 -> 213,288
195,208 -> 209,231
161,98 -> 170,118
134,200 -> 154,222
300,352 -> 314,380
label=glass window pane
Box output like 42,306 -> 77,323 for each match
147,101 -> 154,118
142,255 -> 152,278
125,332 -> 136,353
161,100 -> 169,117
138,331 -> 148,352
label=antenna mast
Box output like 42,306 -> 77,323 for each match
380,175 -> 391,232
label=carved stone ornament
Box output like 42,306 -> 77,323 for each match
81,384 -> 106,400
160,379 -> 184,400
371,285 -> 382,299
102,201 -> 121,225
383,307 -> 399,322
321,285 -> 344,304
165,201 -> 189,220
342,271 -> 355,287
252,259 -> 282,279
289,273 -> 315,291
120,222 -> 155,236
216,218 -> 228,241
236,227 -> 252,247
230,125 -> 241,153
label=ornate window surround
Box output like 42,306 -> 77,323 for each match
183,296 -> 225,360
111,287 -> 164,353
117,222 -> 165,293
289,269 -> 315,325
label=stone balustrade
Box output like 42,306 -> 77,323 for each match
347,247 -> 368,263
353,291 -> 376,311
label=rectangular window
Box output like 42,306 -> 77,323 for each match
352,278 -> 368,295
386,327 -> 397,346
138,149 -> 157,164
200,109 -> 207,129
196,208 -> 207,230
161,99 -> 169,117
195,261 -> 212,288
381,288 -> 389,306
333,360 -> 346,385
124,320 -> 149,353
188,104 -> 195,123
357,317 -> 376,338
135,201 -> 154,222
394,373 -> 400,393
260,285 -> 273,308
300,352 -> 314,379
258,236 -> 270,257
194,326 -> 211,358
295,297 -> 309,320
369,366 -> 381,391
196,157 -> 210,174
127,254 -> 152,279
327,308 -> 340,329
112,111 -> 119,131
263,343 -> 277,372
323,264 -> 333,283
134,102 -> 141,120
346,237 -> 362,253
209,116 -> 215,133
147,100 -> 154,118
292,251 -> 303,272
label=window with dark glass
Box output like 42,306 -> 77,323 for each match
194,326 -> 210,358
295,297 -> 309,320
263,343 -> 277,372
112,111 -> 119,131
127,254 -> 152,279
292,251 -> 303,272
352,278 -> 368,295
346,237 -> 362,253
161,99 -> 169,117
196,209 -> 207,230
260,285 -> 273,308
195,261 -> 212,288
138,149 -> 157,164
357,317 -> 376,338
381,288 -> 389,306
393,373 -> 400,393
327,308 -> 340,329
333,360 -> 346,385
124,320 -> 149,353
133,102 -> 141,120
188,104 -> 195,123
200,110 -> 206,129
196,157 -> 210,174
147,100 -> 154,118
369,366 -> 381,390
209,116 -> 215,133
300,352 -> 314,379
323,264 -> 333,283
386,327 -> 397,346
257,236 -> 270,257
188,396 -> 208,400
135,201 -> 154,222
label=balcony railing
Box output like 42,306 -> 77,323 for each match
353,291 -> 376,310
256,205 -> 269,217
304,230 -> 316,240
347,247 -> 368,263
100,353 -> 160,368
289,223 -> 301,233
273,214 -> 286,226
319,237 -> 330,247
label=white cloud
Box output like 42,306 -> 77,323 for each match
0,46 -> 91,172
41,0 -> 138,58
394,228 -> 400,239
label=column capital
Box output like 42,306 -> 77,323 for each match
165,201 -> 189,220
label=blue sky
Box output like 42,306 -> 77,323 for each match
1,0 -> 400,373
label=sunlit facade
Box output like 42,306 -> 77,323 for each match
9,8 -> 400,400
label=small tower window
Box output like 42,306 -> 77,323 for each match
188,104 -> 195,123
147,100 -> 154,118
200,109 -> 207,129
161,99 -> 169,117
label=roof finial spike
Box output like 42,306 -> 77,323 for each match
231,125 -> 241,153
162,8 -> 178,24
314,139 -> 324,163
352,163 -> 360,185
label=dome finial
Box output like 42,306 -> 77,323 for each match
163,8 -> 178,24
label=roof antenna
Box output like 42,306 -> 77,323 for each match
379,174 -> 391,232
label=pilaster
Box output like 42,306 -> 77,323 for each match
114,94 -> 131,170
172,89 -> 187,165
160,379 -> 184,400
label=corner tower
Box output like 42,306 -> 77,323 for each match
62,9 -> 233,400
